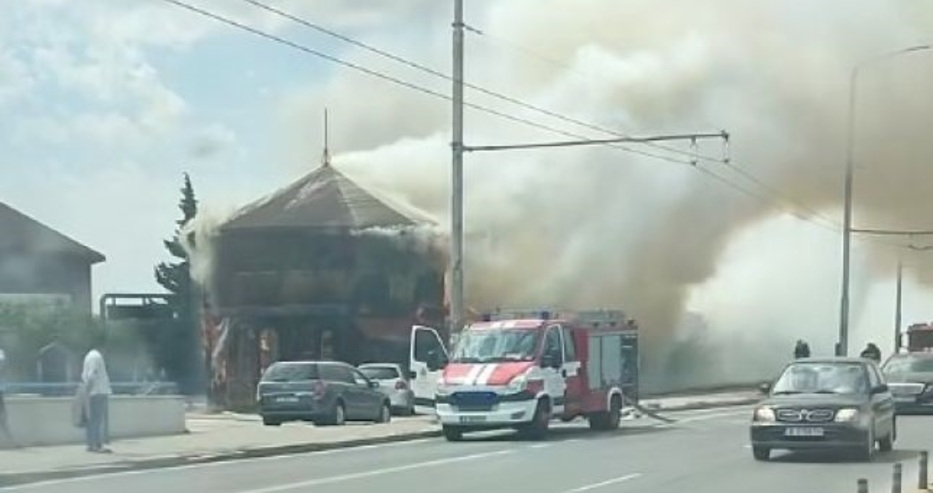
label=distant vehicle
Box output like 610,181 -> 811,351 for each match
256,361 -> 391,427
408,309 -> 639,442
358,363 -> 415,416
906,323 -> 933,352
750,357 -> 895,462
882,352 -> 933,414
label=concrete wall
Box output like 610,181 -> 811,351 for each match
0,395 -> 186,449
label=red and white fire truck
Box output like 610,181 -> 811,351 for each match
408,309 -> 639,441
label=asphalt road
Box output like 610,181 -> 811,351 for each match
8,407 -> 932,493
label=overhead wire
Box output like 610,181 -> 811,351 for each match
162,0 -> 863,238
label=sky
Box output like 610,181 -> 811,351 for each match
3,0 -> 933,375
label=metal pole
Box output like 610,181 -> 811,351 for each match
920,450 -> 929,490
893,463 -> 903,493
839,67 -> 857,357
858,478 -> 869,493
895,257 -> 903,353
449,0 -> 465,336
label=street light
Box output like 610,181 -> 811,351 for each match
838,44 -> 931,356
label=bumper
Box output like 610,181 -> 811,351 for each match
259,400 -> 328,422
435,399 -> 539,427
388,391 -> 414,410
750,423 -> 868,450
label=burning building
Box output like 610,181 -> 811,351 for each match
202,158 -> 446,409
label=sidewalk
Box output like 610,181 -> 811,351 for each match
0,390 -> 760,486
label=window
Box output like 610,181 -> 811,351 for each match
543,326 -> 563,365
414,328 -> 442,362
320,364 -> 355,384
561,327 -> 577,362
261,363 -> 318,382
360,366 -> 401,380
351,369 -> 371,387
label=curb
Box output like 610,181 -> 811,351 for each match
651,397 -> 761,413
0,430 -> 443,488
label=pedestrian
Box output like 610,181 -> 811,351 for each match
81,334 -> 112,453
860,342 -> 882,362
794,339 -> 811,359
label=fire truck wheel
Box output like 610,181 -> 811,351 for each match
442,425 -> 464,441
520,399 -> 551,440
588,395 -> 622,431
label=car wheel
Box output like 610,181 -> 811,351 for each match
752,446 -> 770,461
375,402 -> 391,424
317,402 -> 347,427
519,399 -> 550,440
442,425 -> 464,442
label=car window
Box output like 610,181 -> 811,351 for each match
320,364 -> 355,384
772,362 -> 869,395
883,356 -> 933,374
360,366 -> 400,380
561,326 -> 577,361
261,363 -> 318,382
543,326 -> 563,365
414,329 -> 443,362
351,369 -> 371,386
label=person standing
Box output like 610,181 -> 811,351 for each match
794,339 -> 811,359
82,336 -> 112,453
860,342 -> 882,362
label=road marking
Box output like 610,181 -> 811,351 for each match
235,449 -> 514,493
528,443 -> 551,449
3,437 -> 440,491
562,473 -> 642,492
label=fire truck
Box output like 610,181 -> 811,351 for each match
408,309 -> 639,441
906,323 -> 933,352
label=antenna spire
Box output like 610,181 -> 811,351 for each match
322,108 -> 331,167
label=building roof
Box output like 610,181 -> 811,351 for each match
222,164 -> 432,232
0,202 -> 105,264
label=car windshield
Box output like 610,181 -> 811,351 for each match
360,366 -> 400,380
883,356 -> 933,374
451,329 -> 540,363
771,362 -> 868,395
261,363 -> 318,382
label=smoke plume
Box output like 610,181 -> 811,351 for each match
266,0 -> 933,387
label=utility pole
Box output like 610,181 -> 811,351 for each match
450,0 -> 465,336
895,257 -> 903,353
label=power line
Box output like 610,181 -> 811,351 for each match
158,0 -> 694,167
239,0 -> 718,165
161,0 -> 849,235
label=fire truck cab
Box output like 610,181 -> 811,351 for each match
408,309 -> 638,441
906,323 -> 933,352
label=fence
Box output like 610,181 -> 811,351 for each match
2,381 -> 179,397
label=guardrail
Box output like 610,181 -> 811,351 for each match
855,451 -> 928,493
2,381 -> 180,397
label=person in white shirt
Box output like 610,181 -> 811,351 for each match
82,336 -> 112,453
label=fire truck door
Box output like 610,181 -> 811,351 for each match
560,326 -> 584,414
409,325 -> 449,412
541,325 -> 566,414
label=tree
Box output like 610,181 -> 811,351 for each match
155,173 -> 198,299
153,173 -> 201,394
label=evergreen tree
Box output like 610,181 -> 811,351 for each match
155,173 -> 198,300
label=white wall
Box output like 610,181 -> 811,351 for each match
0,395 -> 186,449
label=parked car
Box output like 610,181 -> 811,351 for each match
359,363 -> 415,416
749,357 -> 896,462
882,351 -> 933,414
256,361 -> 392,427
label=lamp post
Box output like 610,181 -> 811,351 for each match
837,44 -> 930,356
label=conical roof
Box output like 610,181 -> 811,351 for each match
0,201 -> 105,263
222,164 -> 429,231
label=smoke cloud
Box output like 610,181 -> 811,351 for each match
254,0 -> 933,388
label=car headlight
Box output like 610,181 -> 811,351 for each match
834,408 -> 860,422
507,374 -> 527,392
753,406 -> 776,422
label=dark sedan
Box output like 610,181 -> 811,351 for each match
750,357 -> 896,461
257,361 -> 392,427
882,352 -> 933,414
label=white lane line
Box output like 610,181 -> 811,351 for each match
561,473 -> 642,492
528,443 -> 551,449
236,449 -> 514,493
3,437 -> 440,491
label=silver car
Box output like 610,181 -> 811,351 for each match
359,363 -> 415,416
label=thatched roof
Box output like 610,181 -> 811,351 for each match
0,202 -> 105,264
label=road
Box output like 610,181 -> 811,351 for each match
7,407 -> 931,493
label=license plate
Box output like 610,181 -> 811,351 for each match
785,427 -> 824,437
459,415 -> 487,424
276,396 -> 299,403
